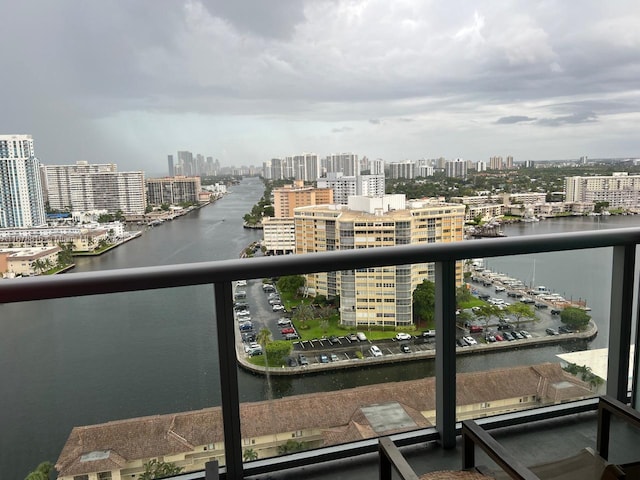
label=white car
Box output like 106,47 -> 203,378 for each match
272,304 -> 285,311
277,318 -> 291,326
395,332 -> 412,341
236,310 -> 251,317
463,336 -> 478,345
236,280 -> 247,286
370,345 -> 383,357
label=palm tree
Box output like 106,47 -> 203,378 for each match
243,448 -> 258,461
32,259 -> 47,275
24,461 -> 53,480
293,304 -> 315,324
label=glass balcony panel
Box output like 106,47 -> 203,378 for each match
0,287 -> 223,479
456,249 -> 608,422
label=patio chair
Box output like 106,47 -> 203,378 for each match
462,395 -> 640,479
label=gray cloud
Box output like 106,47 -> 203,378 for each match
537,112 -> 598,127
496,116 -> 537,124
1,1 -> 639,168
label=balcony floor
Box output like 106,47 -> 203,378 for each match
246,409 -> 640,479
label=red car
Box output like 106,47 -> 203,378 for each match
281,327 -> 295,335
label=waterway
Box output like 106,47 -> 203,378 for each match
2,181 -> 639,478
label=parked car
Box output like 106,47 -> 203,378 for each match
494,334 -> 504,342
485,333 -> 496,342
281,327 -> 295,335
272,304 -> 285,312
236,310 -> 251,317
546,328 -> 559,336
550,308 -> 562,315
502,331 -> 514,341
558,325 -> 573,334
395,332 -> 412,341
242,332 -> 256,342
262,284 -> 275,292
520,330 -> 532,338
284,333 -> 299,340
236,280 -> 247,287
330,353 -> 340,362
348,333 -> 358,341
328,335 -> 339,344
277,318 -> 291,326
469,325 -> 483,333
268,298 -> 282,305
356,332 -> 367,341
520,298 -> 535,304
287,357 -> 298,367
463,336 -> 477,345
239,322 -> 253,331
511,331 -> 523,340
319,354 -> 329,363
298,354 -> 309,366
535,303 -> 548,309
422,330 -> 436,337
369,345 -> 383,357
456,338 -> 468,347
400,343 -> 411,353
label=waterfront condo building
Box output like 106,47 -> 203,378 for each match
146,176 -> 202,206
294,195 -> 465,328
42,162 -> 146,215
42,161 -> 117,211
0,134 -> 46,228
323,153 -> 360,177
565,173 -> 640,209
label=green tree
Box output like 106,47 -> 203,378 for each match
506,303 -> 537,328
57,243 -> 74,266
456,285 -> 473,305
97,213 -> 114,223
243,448 -> 258,461
413,279 -> 435,323
265,340 -> 293,365
594,201 -> 609,213
277,275 -> 306,296
160,203 -> 170,211
293,303 -> 315,324
32,259 -> 47,275
24,461 -> 53,480
560,307 -> 591,331
138,459 -> 183,480
474,304 -> 504,329
256,328 -> 273,398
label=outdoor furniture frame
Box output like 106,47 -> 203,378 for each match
462,395 -> 640,479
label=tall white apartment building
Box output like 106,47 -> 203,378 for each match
445,158 -> 467,178
388,161 -> 416,179
324,153 -> 360,176
293,153 -> 320,182
368,158 -> 385,175
42,161 -> 117,211
565,173 -> 640,208
0,134 -> 46,228
317,173 -> 385,205
294,195 -> 465,328
489,156 -> 503,170
146,176 -> 202,206
42,162 -> 145,214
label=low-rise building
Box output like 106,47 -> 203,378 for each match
55,363 -> 592,480
0,245 -> 61,277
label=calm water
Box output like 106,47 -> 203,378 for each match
2,185 -> 639,478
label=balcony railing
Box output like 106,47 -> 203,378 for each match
1,227 -> 639,479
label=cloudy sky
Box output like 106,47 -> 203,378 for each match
2,1 -> 640,175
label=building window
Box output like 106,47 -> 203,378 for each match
73,476 -> 89,480
98,473 -> 112,480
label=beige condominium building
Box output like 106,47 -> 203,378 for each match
146,176 -> 202,206
294,195 -> 465,328
565,172 -> 640,209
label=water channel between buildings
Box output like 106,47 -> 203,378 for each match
2,176 -> 639,478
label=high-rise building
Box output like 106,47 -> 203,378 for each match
272,180 -> 333,218
43,161 -> 117,211
146,176 -> 202,206
324,153 -> 360,176
445,158 -> 467,178
167,155 -> 174,176
70,171 -> 146,215
294,195 -> 465,328
177,151 -> 194,176
489,156 -> 504,170
0,134 -> 46,228
293,153 -> 320,182
388,161 -> 415,179
317,173 -> 385,205
368,158 -> 385,175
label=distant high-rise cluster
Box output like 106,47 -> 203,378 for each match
0,134 -> 46,228
169,151 -> 220,177
489,156 -> 514,170
263,152 -> 361,181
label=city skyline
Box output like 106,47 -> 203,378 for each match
1,2 -> 640,174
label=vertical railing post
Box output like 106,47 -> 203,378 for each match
607,245 -> 635,401
214,281 -> 244,479
435,260 -> 457,448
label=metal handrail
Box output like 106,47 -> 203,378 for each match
3,227 -> 640,480
1,227 -> 639,303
